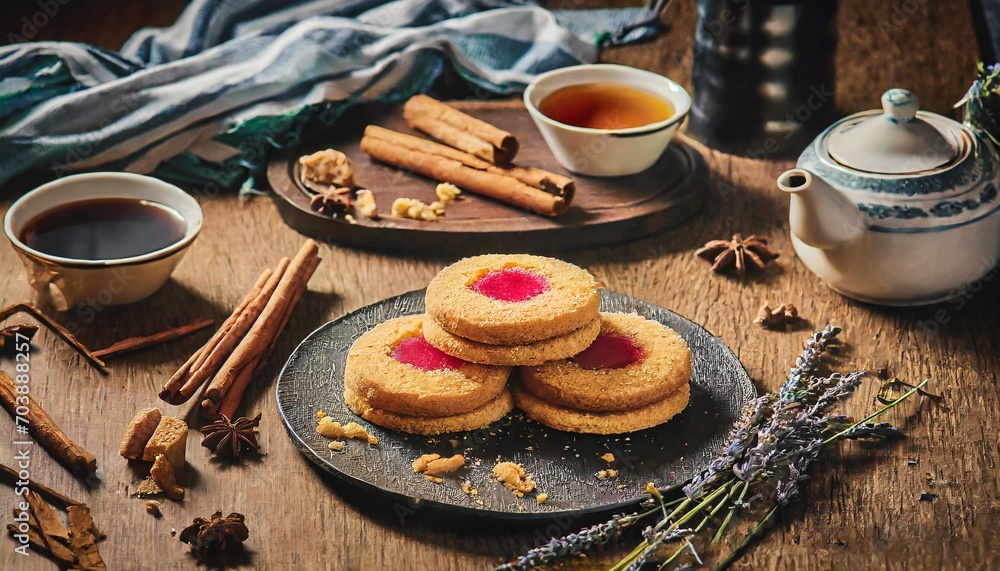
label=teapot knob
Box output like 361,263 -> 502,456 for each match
881,89 -> 918,123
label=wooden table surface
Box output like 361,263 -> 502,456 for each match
1,1 -> 997,570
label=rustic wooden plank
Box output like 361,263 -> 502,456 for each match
1,0 -> 996,569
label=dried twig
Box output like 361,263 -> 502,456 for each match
0,463 -> 81,508
0,303 -> 106,373
92,317 -> 215,360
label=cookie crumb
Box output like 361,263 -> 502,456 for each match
600,452 -> 615,464
328,440 -> 346,451
317,418 -> 378,444
316,411 -> 327,419
461,481 -> 479,496
425,475 -> 443,484
413,454 -> 465,477
145,500 -> 162,517
435,182 -> 462,203
493,462 -> 535,497
536,493 -> 548,505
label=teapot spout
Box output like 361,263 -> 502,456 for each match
777,169 -> 866,250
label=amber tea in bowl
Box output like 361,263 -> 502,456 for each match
4,172 -> 202,311
537,84 -> 674,130
524,64 -> 691,177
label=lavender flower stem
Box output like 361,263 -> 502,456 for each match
660,481 -> 742,569
823,378 -> 929,445
711,480 -> 749,546
714,505 -> 778,571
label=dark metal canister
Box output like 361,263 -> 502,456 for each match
686,0 -> 839,159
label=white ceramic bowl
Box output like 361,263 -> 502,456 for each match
524,64 -> 691,177
3,172 -> 202,312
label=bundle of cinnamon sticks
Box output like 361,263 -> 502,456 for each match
159,240 -> 321,419
361,95 -> 575,217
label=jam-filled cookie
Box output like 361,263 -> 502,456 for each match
519,313 -> 691,412
422,315 -> 601,366
345,386 -> 514,436
424,254 -> 600,345
343,315 -> 511,418
511,381 -> 690,435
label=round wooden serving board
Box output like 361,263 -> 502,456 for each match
275,289 -> 755,520
267,101 -> 707,255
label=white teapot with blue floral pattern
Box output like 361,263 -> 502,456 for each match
776,88 -> 1000,305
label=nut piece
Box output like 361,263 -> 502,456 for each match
493,462 -> 535,497
391,197 -> 439,221
435,183 -> 462,203
120,408 -> 162,460
355,189 -> 379,219
150,454 -> 184,501
142,416 -> 188,474
299,149 -> 355,188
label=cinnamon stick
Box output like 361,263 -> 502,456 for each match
0,371 -> 97,483
93,317 -> 214,360
0,303 -> 106,373
215,254 -> 321,419
204,240 -> 319,404
159,264 -> 287,405
364,125 -> 574,196
403,95 -> 518,163
361,137 -> 571,217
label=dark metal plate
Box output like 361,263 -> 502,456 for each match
276,290 -> 754,520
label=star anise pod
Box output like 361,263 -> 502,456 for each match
179,511 -> 249,563
696,233 -> 779,273
308,185 -> 353,216
201,413 -> 261,458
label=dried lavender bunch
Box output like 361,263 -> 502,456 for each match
497,327 -> 930,571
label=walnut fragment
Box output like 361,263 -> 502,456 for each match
493,462 -> 535,497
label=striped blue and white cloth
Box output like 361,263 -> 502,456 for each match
0,0 -> 664,193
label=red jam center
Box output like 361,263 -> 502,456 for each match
573,333 -> 645,370
391,336 -> 465,371
471,267 -> 550,302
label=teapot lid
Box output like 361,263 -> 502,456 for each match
826,89 -> 961,174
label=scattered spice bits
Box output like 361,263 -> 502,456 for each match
493,462 -> 535,497
201,414 -> 262,459
316,417 -> 378,445
179,512 -> 249,564
754,303 -> 800,329
695,233 -> 779,273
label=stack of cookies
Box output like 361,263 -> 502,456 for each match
344,254 -> 691,436
343,315 -> 514,436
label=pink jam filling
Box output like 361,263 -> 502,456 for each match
573,333 -> 645,370
391,336 -> 465,371
470,267 -> 550,302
